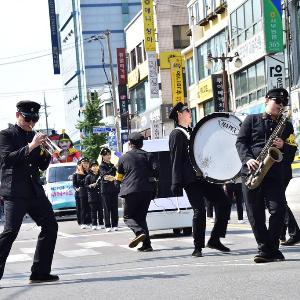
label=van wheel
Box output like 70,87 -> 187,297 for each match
173,228 -> 181,236
182,227 -> 192,236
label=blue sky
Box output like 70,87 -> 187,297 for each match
0,0 -> 65,131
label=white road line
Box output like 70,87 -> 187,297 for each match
77,241 -> 114,248
7,254 -> 32,263
20,247 -> 35,254
58,231 -> 76,238
59,249 -> 100,258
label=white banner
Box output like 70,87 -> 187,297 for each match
266,53 -> 285,90
147,51 -> 159,98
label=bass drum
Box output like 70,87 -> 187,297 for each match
189,112 -> 246,184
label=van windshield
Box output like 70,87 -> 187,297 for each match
48,166 -> 76,183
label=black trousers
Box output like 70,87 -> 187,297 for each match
184,180 -> 231,249
75,192 -> 81,225
101,193 -> 119,228
80,196 -> 91,225
123,192 -> 152,248
225,183 -> 244,221
280,179 -> 300,239
0,196 -> 58,279
89,201 -> 104,226
242,177 -> 286,255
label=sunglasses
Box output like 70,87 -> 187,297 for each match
20,112 -> 40,123
269,97 -> 287,106
180,108 -> 190,113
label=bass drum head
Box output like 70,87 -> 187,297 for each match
189,112 -> 243,184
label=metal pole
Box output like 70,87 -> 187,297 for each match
222,59 -> 229,112
43,92 -> 49,134
104,30 -> 122,152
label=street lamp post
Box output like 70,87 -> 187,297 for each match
206,52 -> 242,112
88,31 -> 122,153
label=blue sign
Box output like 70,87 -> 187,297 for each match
92,127 -> 113,134
48,0 -> 60,74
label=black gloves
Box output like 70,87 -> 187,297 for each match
171,184 -> 183,196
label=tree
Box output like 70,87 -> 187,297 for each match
76,91 -> 107,161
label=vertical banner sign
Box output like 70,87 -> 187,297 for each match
263,0 -> 284,53
212,74 -> 225,112
170,56 -> 184,105
117,48 -> 127,85
118,85 -> 129,130
266,53 -> 285,90
147,52 -> 159,98
48,0 -> 61,74
141,0 -> 156,52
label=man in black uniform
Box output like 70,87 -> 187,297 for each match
169,103 -> 231,257
0,101 -> 59,283
236,88 -> 297,263
116,132 -> 158,251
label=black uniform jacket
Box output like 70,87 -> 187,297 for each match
236,113 -> 297,181
85,172 -> 101,203
169,126 -> 197,187
75,172 -> 88,199
116,148 -> 159,197
99,161 -> 118,194
0,124 -> 51,198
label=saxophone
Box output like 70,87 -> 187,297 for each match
245,109 -> 291,190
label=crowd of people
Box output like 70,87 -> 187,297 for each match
0,87 -> 299,285
72,148 -> 119,232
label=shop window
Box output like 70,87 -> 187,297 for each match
191,107 -> 197,127
130,82 -> 146,114
173,25 -> 190,49
187,58 -> 195,86
137,43 -> 143,65
204,100 -> 214,116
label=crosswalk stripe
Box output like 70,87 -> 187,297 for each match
20,247 -> 35,254
77,241 -> 114,248
7,254 -> 32,263
59,249 -> 100,258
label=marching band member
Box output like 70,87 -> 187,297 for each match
0,101 -> 58,283
169,102 -> 231,257
236,88 -> 297,263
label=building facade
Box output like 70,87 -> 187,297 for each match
125,0 -> 189,138
54,0 -> 141,142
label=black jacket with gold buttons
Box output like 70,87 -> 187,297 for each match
0,124 -> 51,198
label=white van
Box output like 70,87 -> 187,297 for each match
43,162 -> 77,214
123,138 -> 193,235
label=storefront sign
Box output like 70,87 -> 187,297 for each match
170,56 -> 184,105
159,51 -> 182,69
212,74 -> 225,112
127,68 -> 139,89
266,53 -> 285,90
198,76 -> 213,102
139,60 -> 148,81
147,52 -> 159,98
118,85 -> 129,130
229,31 -> 265,73
117,48 -> 127,85
142,0 -> 156,52
48,0 -> 60,74
263,0 -> 284,53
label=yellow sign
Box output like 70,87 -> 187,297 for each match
139,60 -> 148,81
127,68 -> 139,89
142,0 -> 156,52
170,56 -> 184,105
159,51 -> 182,69
198,76 -> 213,102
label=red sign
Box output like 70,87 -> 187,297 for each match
117,48 -> 127,85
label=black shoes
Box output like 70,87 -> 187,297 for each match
128,233 -> 146,248
280,236 -> 300,246
254,251 -> 285,263
192,248 -> 203,257
206,240 -> 230,252
29,273 -> 59,284
137,245 -> 153,252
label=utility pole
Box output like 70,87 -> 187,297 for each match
43,92 -> 49,135
104,30 -> 121,152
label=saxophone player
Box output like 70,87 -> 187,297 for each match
236,88 -> 297,263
